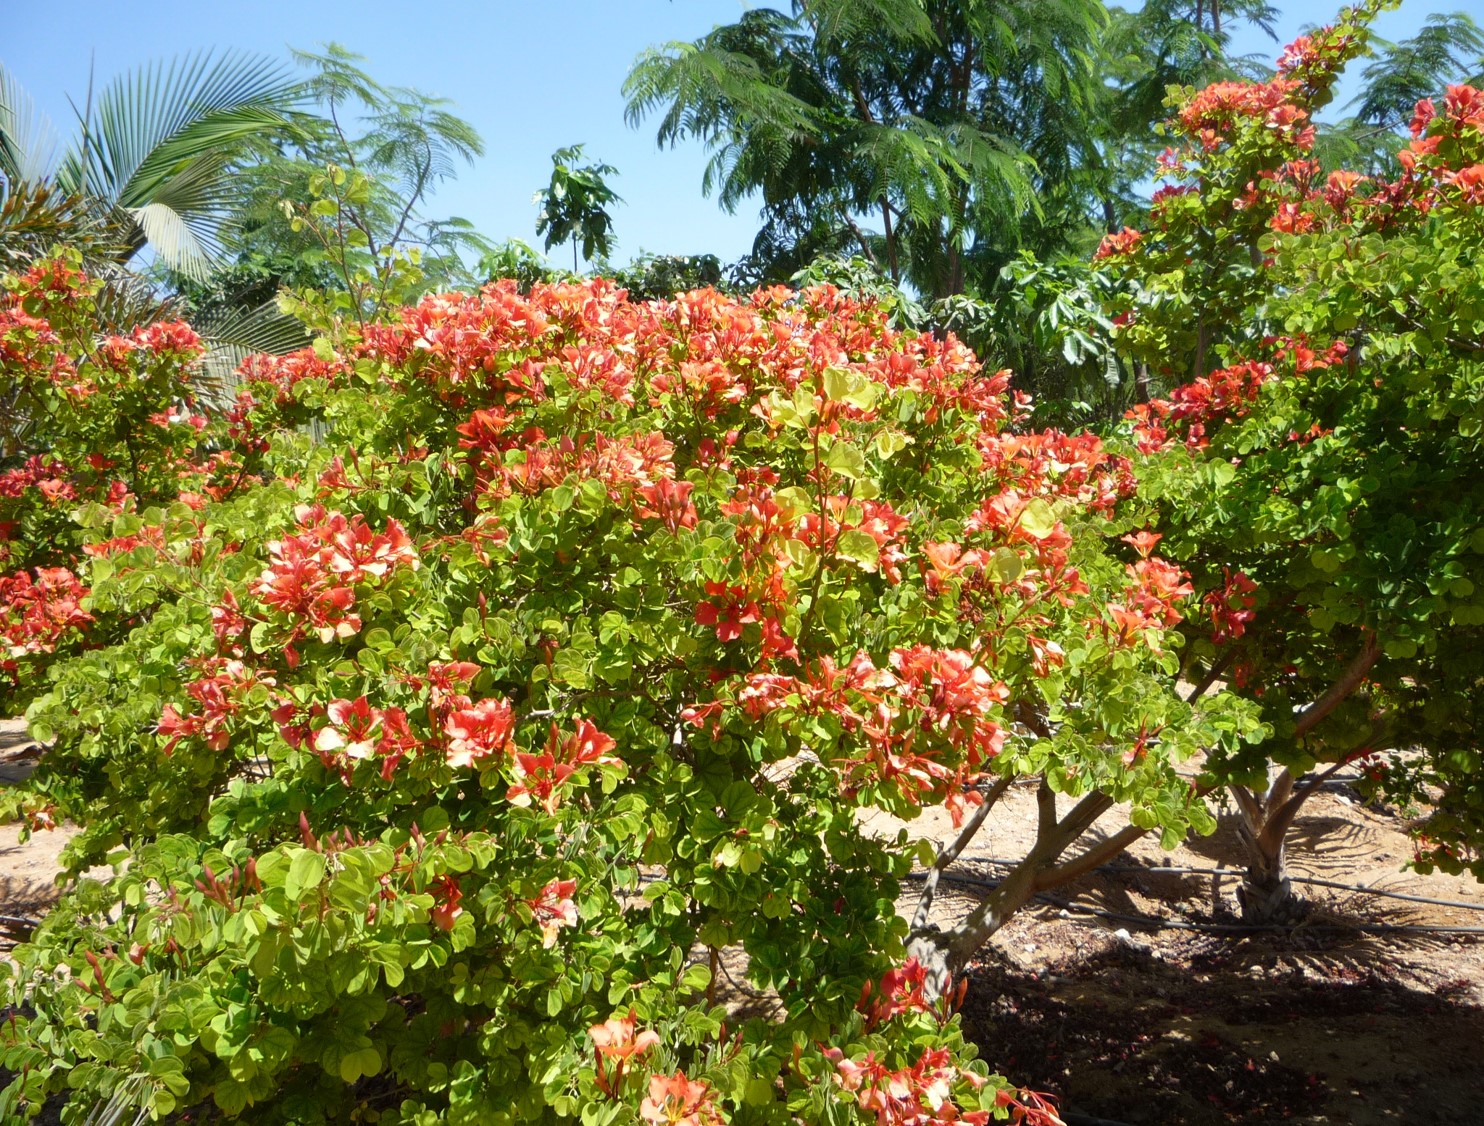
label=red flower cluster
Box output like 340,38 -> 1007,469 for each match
526,877 -> 579,948
857,956 -> 944,1031
639,1071 -> 722,1126
428,874 -> 463,931
823,1044 -> 990,1126
1107,557 -> 1194,648
0,567 -> 92,669
250,505 -> 418,651
358,282 -> 553,396
728,645 -> 1007,821
1177,77 -> 1314,152
157,660 -> 275,755
507,719 -> 620,813
98,321 -> 204,367
1093,227 -> 1141,261
976,431 -> 1134,516
313,696 -> 418,774
1205,568 -> 1259,645
444,696 -> 516,769
237,347 -> 350,406
589,1010 -> 660,1097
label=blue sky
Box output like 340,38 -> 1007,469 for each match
7,1 -> 1483,271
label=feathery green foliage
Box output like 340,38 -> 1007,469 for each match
625,0 -> 1107,297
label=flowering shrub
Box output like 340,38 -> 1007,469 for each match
0,259 -> 1260,1122
0,251 -> 255,705
1101,1 -> 1484,914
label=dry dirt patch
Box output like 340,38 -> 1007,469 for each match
919,784 -> 1484,1125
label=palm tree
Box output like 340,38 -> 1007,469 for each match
0,50 -> 303,279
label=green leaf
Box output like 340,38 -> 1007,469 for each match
835,530 -> 880,568
824,442 -> 867,480
990,548 -> 1023,583
339,1047 -> 382,1083
1017,499 -> 1057,539
284,849 -> 326,899
823,367 -> 851,401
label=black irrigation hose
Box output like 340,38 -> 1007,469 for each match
1096,863 -> 1484,914
1046,893 -> 1484,937
904,869 -> 1484,935
926,856 -> 1484,916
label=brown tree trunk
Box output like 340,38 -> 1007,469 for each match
1232,770 -> 1308,924
908,780 -> 1147,995
882,202 -> 899,284
1231,638 -> 1385,923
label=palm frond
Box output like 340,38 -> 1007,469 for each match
43,50 -> 300,273
193,298 -> 311,406
0,64 -> 59,184
58,50 -> 298,199
125,201 -> 216,279
0,179 -> 124,271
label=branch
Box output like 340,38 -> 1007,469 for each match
384,144 -> 431,259
1035,777 -> 1058,842
837,208 -> 881,271
1293,634 -> 1381,738
1261,712 -> 1393,853
1266,766 -> 1295,810
1042,772 -> 1220,891
1185,646 -> 1237,703
1040,824 -> 1146,890
940,787 -> 1113,971
911,775 -> 1013,931
1052,789 -> 1116,847
1229,781 -> 1263,833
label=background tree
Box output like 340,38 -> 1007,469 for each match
1317,11 -> 1484,172
609,251 -> 724,300
624,0 -> 1107,297
534,143 -> 622,272
1095,0 -> 1281,227
239,44 -> 492,329
1103,0 -> 1484,918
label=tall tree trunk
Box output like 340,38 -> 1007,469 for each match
882,201 -> 899,284
1229,638 -> 1384,922
1135,362 -> 1152,404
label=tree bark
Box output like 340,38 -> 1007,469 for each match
1231,770 -> 1307,924
882,202 -> 899,284
1230,639 -> 1385,922
908,781 -> 1131,994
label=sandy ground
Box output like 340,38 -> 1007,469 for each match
4,717 -> 1483,1124
879,783 -> 1484,1126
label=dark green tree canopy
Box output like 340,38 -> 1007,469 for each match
625,0 -> 1109,297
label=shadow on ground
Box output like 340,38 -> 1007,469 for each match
961,923 -> 1484,1126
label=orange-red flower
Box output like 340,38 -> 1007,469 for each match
444,697 -> 515,768
639,1071 -> 722,1126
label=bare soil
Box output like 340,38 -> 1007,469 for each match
5,718 -> 1483,1124
878,785 -> 1484,1125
